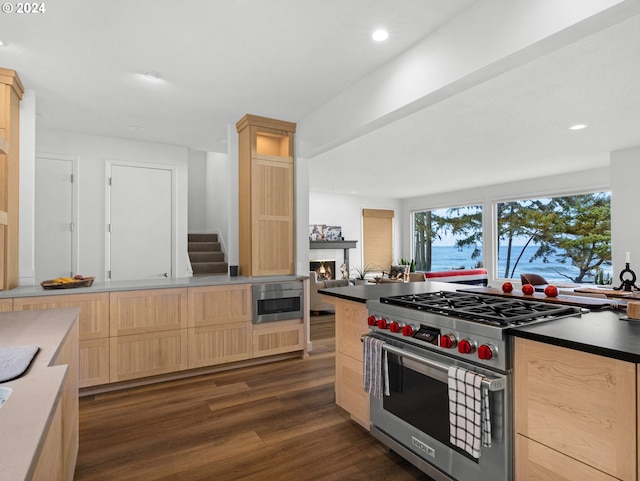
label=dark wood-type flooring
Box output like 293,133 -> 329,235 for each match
74,314 -> 434,480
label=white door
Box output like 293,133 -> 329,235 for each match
108,162 -> 173,280
34,154 -> 77,282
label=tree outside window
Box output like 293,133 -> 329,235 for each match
497,192 -> 611,283
413,205 -> 483,272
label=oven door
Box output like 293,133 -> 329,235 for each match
369,338 -> 511,481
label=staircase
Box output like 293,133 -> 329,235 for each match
188,233 -> 228,276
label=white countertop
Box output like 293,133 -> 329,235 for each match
0,308 -> 79,481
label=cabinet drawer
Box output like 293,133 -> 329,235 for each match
336,352 -> 369,429
515,338 -> 636,480
187,322 -> 252,369
334,299 -> 368,361
0,298 -> 12,312
110,289 -> 187,336
188,284 -> 252,328
14,293 -> 109,340
516,434 -> 619,481
252,320 -> 303,358
110,329 -> 188,382
79,338 -> 110,388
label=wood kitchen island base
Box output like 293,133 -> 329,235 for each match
323,295 -> 370,428
0,308 -> 79,481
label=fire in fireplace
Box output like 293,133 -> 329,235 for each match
310,260 -> 335,280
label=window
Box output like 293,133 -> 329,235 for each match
497,192 -> 611,284
413,205 -> 483,272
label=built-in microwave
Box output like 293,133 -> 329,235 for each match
252,282 -> 304,324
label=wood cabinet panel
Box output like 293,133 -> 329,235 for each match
0,298 -> 11,311
31,400 -> 64,481
514,337 -> 636,480
332,297 -> 370,429
336,350 -> 369,429
79,338 -> 110,388
52,320 -> 79,481
252,320 -> 304,358
237,115 -> 296,277
110,288 -> 187,336
516,434 -> 619,481
0,68 -> 23,291
187,284 -> 252,328
188,322 -> 252,369
110,329 -> 188,382
14,292 -> 109,340
334,298 -> 368,360
252,159 -> 294,276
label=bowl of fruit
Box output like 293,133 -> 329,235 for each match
41,275 -> 95,290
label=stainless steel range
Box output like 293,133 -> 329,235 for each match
365,290 -> 581,481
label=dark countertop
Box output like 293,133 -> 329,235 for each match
318,280 -> 449,303
319,281 -> 640,364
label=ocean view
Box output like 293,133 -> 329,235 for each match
421,245 -> 612,283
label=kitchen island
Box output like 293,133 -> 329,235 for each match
0,307 -> 79,481
320,281 -> 640,481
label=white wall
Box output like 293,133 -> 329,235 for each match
34,128 -> 189,281
400,168 -> 611,284
18,90 -> 36,285
205,151 -> 230,256
611,146 -> 640,276
309,191 -> 402,276
187,149 -> 207,233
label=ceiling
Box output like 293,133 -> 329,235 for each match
1,0 -> 639,199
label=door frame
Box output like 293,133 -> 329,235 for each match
105,159 -> 177,280
35,152 -> 79,277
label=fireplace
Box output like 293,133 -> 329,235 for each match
310,260 -> 336,280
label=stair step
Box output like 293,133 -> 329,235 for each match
188,233 -> 218,243
188,242 -> 221,253
192,262 -> 228,275
189,252 -> 224,263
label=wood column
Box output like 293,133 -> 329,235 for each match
0,68 -> 24,290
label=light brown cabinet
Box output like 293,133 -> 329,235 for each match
31,310 -> 79,481
13,293 -> 110,388
236,114 -> 296,277
252,319 -> 304,358
4,281 -> 306,390
330,296 -> 370,429
0,68 -> 24,290
514,337 -> 636,481
187,285 -> 252,368
109,289 -> 188,381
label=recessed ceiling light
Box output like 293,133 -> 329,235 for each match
142,71 -> 161,80
0,41 -> 5,47
569,124 -> 588,130
372,29 -> 389,42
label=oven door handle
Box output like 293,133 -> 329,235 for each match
380,342 -> 506,392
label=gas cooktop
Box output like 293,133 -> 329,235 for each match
379,290 -> 580,326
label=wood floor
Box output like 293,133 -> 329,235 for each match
74,314 -> 434,480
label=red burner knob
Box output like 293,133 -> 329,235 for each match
439,333 -> 457,349
367,315 -> 377,326
458,339 -> 476,354
389,321 -> 401,333
377,318 -> 388,329
401,324 -> 414,337
478,344 -> 496,360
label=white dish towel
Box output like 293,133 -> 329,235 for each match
447,366 -> 491,458
363,336 -> 389,399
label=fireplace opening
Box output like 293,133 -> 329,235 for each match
310,260 -> 336,280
